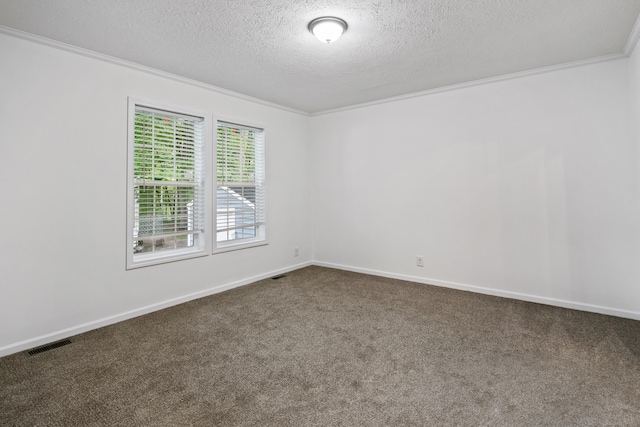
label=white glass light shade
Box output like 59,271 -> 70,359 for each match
308,17 -> 347,44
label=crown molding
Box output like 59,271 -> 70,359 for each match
1,21 -> 636,119
311,53 -> 627,116
624,13 -> 640,56
0,25 -> 309,117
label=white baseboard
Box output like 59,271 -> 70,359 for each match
3,259 -> 637,358
313,261 -> 640,321
0,261 -> 312,358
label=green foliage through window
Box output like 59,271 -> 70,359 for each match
133,107 -> 204,254
216,121 -> 264,244
216,123 -> 256,185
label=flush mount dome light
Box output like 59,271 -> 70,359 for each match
308,16 -> 348,43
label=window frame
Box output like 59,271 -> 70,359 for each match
126,97 -> 213,269
213,116 -> 267,253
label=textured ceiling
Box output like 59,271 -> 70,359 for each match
1,0 -> 640,113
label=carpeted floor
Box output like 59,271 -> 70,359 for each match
1,266 -> 639,426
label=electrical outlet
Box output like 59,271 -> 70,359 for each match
294,247 -> 299,257
416,256 -> 424,267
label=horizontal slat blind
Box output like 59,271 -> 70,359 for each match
216,121 -> 265,243
133,107 -> 205,255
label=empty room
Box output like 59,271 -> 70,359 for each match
1,0 -> 639,425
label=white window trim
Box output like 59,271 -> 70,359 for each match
126,97 -> 213,269
213,116 -> 268,254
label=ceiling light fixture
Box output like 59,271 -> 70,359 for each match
308,17 -> 348,44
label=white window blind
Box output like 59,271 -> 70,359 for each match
216,121 -> 265,245
131,106 -> 205,259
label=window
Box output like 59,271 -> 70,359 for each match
127,99 -> 211,268
215,121 -> 266,250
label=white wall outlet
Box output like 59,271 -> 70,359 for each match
294,247 -> 299,257
416,256 -> 424,267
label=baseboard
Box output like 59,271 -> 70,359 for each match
3,259 -> 637,358
312,261 -> 640,321
0,261 -> 313,358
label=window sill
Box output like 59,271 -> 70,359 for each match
127,247 -> 208,270
214,239 -> 268,254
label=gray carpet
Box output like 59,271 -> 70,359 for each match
1,266 -> 639,426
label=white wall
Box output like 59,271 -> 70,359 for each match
2,29 -> 640,357
630,38 -> 640,219
0,32 -> 312,355
310,59 -> 640,318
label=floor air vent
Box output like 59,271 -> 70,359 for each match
27,339 -> 72,356
271,274 -> 287,280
